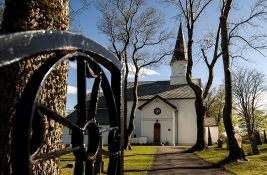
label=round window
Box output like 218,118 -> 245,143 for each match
154,108 -> 161,115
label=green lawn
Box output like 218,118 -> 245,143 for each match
60,146 -> 156,175
123,146 -> 156,175
195,143 -> 267,175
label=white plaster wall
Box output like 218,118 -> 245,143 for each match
62,127 -> 71,145
127,101 -> 145,137
62,125 -> 110,146
168,99 -> 197,145
205,126 -> 219,143
131,137 -> 147,144
141,120 -> 154,143
127,97 -> 198,145
140,98 -> 176,145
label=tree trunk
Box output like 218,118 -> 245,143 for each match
123,59 -> 129,149
0,1 -> 69,174
185,28 -> 207,152
208,127 -> 212,146
187,96 -> 206,151
220,2 -> 246,161
187,80 -> 207,152
125,70 -> 139,150
246,116 -> 259,155
249,132 -> 259,155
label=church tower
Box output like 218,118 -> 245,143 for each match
170,23 -> 188,85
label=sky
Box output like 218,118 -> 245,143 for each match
66,0 -> 267,111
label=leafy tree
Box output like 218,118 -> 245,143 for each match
233,67 -> 267,155
205,86 -> 224,122
253,110 -> 267,132
205,86 -> 226,136
0,0 -> 69,174
97,0 -> 172,150
237,109 -> 267,136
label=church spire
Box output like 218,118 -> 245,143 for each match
170,23 -> 188,85
171,23 -> 187,63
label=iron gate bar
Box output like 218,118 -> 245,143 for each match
0,30 -> 123,175
37,104 -> 83,132
110,55 -> 123,175
30,109 -> 45,156
73,58 -> 88,175
0,30 -> 122,71
32,146 -> 80,164
81,55 -> 121,175
85,58 -> 119,128
10,53 -> 71,175
87,74 -> 102,121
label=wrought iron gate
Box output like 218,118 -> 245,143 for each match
0,30 -> 123,175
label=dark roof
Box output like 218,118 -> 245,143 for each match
85,94 -> 107,108
127,80 -> 198,100
138,95 -> 177,110
69,80 -> 198,124
66,109 -> 110,125
204,117 -> 218,127
171,23 -> 187,63
71,94 -> 109,125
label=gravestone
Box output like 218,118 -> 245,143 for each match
217,139 -> 223,148
254,131 -> 262,145
65,163 -> 74,168
264,130 -> 267,143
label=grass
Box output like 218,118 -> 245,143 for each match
60,153 -> 76,175
195,143 -> 267,175
60,146 -> 156,175
123,146 -> 156,175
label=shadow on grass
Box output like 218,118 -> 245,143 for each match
124,152 -> 179,157
215,156 -> 248,168
260,147 -> 267,151
124,165 -> 221,173
61,159 -> 75,161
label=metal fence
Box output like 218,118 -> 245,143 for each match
0,30 -> 123,175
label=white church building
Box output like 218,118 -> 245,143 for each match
63,24 -> 218,146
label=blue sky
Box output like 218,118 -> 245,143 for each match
66,0 -> 267,111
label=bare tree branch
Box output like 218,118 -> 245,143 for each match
97,0 -> 172,150
230,35 -> 265,56
233,67 -> 266,155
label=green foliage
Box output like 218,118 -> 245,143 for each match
233,67 -> 267,139
237,109 -> 267,136
196,144 -> 267,175
205,86 -> 225,121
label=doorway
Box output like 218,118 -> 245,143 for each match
154,123 -> 161,143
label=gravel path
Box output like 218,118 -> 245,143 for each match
146,146 -> 231,175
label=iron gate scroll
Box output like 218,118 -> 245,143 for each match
0,30 -> 124,175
